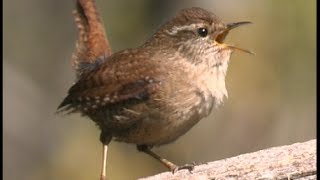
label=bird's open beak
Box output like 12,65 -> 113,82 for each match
214,21 -> 254,55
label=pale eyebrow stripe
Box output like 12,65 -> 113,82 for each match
166,23 -> 207,36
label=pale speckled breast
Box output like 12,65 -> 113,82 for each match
113,49 -> 232,146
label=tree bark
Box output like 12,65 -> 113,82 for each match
140,139 -> 316,180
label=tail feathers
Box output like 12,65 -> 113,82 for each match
56,97 -> 78,115
71,0 -> 112,77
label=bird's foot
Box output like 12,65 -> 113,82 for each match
170,162 -> 196,174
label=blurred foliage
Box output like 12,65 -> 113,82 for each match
4,0 -> 316,180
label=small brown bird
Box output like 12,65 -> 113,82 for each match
58,1 -> 252,179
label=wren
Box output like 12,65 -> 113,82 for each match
58,2 -> 253,179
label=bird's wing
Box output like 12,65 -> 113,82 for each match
57,52 -> 162,114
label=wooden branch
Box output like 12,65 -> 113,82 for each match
140,139 -> 316,180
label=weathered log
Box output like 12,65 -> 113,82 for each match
140,139 -> 316,180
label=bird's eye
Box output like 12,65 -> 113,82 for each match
197,28 -> 208,37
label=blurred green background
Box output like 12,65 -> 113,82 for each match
4,0 -> 316,180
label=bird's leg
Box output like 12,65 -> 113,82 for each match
100,133 -> 112,180
137,145 -> 195,174
100,144 -> 108,180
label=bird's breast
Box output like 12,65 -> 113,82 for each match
114,63 -> 229,145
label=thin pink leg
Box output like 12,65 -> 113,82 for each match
100,144 -> 108,180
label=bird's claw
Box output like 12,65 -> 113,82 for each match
171,162 -> 195,174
